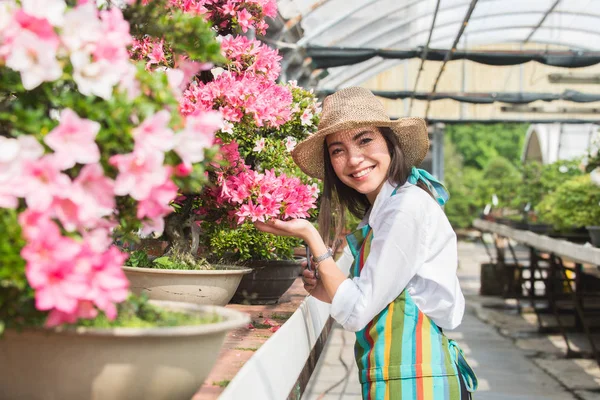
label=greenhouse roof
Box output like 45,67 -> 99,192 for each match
269,0 -> 600,122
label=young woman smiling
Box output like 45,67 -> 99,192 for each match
255,87 -> 477,400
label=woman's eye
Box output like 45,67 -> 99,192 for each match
360,137 -> 373,145
331,148 -> 342,156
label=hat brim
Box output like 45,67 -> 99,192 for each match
291,117 -> 429,180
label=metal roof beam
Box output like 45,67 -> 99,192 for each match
409,0 -> 441,115
524,0 -> 561,43
424,0 -> 479,117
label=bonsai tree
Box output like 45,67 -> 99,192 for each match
0,0 -> 225,329
536,175 -> 600,231
475,156 -> 520,217
172,10 -> 321,264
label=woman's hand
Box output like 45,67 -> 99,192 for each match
254,218 -> 316,242
301,260 -> 318,293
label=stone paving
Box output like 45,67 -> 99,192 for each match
302,240 -> 600,400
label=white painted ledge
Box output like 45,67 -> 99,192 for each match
473,219 -> 600,265
219,295 -> 332,399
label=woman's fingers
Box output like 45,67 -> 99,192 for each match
302,268 -> 317,290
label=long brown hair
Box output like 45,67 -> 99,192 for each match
318,127 -> 431,248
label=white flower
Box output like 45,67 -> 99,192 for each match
0,1 -> 17,32
253,138 -> 266,153
21,0 -> 66,27
284,136 -> 297,152
559,165 -> 569,173
211,67 -> 225,79
222,120 -> 234,135
61,3 -> 102,52
71,51 -> 122,99
6,32 -> 62,90
300,109 -> 313,126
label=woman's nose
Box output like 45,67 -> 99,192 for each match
347,147 -> 364,166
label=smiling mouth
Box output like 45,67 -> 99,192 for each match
350,166 -> 374,178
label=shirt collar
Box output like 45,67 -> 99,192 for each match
367,180 -> 410,226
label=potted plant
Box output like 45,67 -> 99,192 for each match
0,1 -> 263,398
475,156 -> 520,224
176,32 -> 322,304
196,139 -> 319,304
536,175 -> 600,245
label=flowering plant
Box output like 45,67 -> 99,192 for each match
0,0 -> 223,329
162,2 -> 322,262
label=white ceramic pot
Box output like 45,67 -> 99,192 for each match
123,266 -> 252,306
0,301 -> 249,400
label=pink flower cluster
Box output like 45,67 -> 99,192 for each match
181,71 -> 292,127
164,0 -> 277,35
0,106 -> 222,326
20,210 -> 129,327
0,1 -> 135,99
202,141 -> 318,225
220,35 -> 281,81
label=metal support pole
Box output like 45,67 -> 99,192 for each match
432,123 -> 445,181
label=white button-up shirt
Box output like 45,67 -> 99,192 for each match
330,180 -> 465,332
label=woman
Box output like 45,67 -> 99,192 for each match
255,87 -> 477,399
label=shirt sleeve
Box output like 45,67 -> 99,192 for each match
330,208 -> 426,332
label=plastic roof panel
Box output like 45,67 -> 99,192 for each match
273,0 -> 600,119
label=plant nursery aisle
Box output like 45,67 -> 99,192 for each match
302,241 -> 580,400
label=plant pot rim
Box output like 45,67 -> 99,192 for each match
122,265 -> 253,276
586,225 -> 600,229
15,301 -> 249,338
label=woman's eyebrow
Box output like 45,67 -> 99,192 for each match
352,130 -> 372,141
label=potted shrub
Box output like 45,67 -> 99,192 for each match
196,140 -> 319,304
475,156 -> 520,224
177,36 -> 322,304
0,1 -> 265,398
536,175 -> 600,245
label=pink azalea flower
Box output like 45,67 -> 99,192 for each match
236,9 -> 253,32
132,110 -> 175,154
137,175 -> 178,235
110,150 -> 168,201
20,156 -> 71,212
31,259 -> 89,314
74,163 -> 116,213
45,301 -> 98,327
221,1 -> 237,15
13,9 -> 60,46
236,200 -> 266,224
173,111 -> 222,165
85,246 -> 129,320
44,109 -> 101,169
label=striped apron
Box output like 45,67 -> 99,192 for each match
346,223 -> 477,400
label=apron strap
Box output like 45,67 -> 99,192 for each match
449,339 -> 478,393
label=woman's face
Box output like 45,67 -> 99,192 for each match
326,127 -> 391,203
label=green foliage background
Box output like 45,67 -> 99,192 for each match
443,123 -> 528,229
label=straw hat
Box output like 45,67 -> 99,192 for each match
291,87 -> 429,180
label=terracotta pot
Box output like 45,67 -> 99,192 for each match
123,266 -> 252,306
0,301 -> 249,400
230,258 -> 304,305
